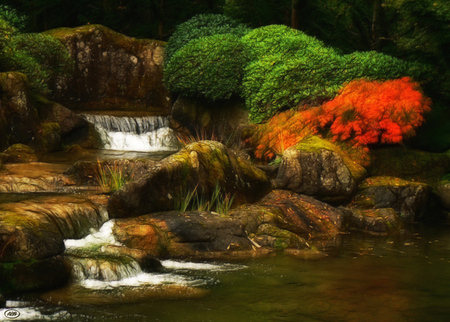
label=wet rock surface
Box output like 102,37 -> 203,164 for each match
276,136 -> 366,203
107,141 -> 271,218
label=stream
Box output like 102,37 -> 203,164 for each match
1,222 -> 449,321
1,115 -> 449,321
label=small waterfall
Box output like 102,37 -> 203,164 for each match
82,114 -> 179,152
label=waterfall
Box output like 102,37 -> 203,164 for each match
82,114 -> 179,152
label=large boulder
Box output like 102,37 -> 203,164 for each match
107,141 -> 271,218
275,136 -> 367,203
46,24 -> 172,112
437,181 -> 450,210
343,176 -> 431,234
0,196 -> 107,262
111,190 -> 342,259
0,144 -> 38,164
0,72 -> 39,151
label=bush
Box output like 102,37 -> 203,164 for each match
243,53 -> 347,123
0,5 -> 27,31
243,46 -> 427,123
4,33 -> 73,93
303,78 -> 432,145
242,24 -> 336,60
164,33 -> 247,100
164,14 -> 250,65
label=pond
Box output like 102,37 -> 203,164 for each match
1,222 -> 449,322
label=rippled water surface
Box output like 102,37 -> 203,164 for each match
2,223 -> 449,322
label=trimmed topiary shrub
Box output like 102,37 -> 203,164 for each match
164,33 -> 247,100
241,24 -> 336,60
164,14 -> 250,66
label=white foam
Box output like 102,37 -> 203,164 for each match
80,272 -> 192,290
64,220 -> 120,249
161,260 -> 246,271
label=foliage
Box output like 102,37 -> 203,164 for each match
174,183 -> 235,215
164,14 -> 250,65
164,33 -> 247,100
241,24 -> 336,60
303,78 -> 432,145
0,5 -> 27,31
242,27 -> 427,123
2,33 -> 74,93
95,160 -> 130,193
248,109 -> 314,161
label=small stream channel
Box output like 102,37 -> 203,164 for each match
1,222 -> 449,321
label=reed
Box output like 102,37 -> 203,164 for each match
95,160 -> 129,193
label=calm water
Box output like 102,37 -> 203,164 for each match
2,223 -> 449,322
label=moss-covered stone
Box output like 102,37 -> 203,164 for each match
276,136 -> 366,203
0,256 -> 70,293
45,24 -> 171,112
0,144 -> 38,163
107,141 -> 271,218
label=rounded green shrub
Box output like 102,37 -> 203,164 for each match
4,33 -> 73,93
243,53 -> 347,123
164,33 -> 247,101
242,24 -> 336,60
164,14 -> 250,65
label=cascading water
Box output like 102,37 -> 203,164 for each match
82,114 -> 179,152
63,220 -> 245,291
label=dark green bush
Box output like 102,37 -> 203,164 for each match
241,24 -> 336,60
164,34 -> 247,101
0,5 -> 27,32
164,14 -> 250,65
4,33 -> 73,93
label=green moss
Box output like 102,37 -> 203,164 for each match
368,147 -> 450,185
295,136 -> 366,179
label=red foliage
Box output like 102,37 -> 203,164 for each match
250,109 -> 314,161
305,77 -> 432,145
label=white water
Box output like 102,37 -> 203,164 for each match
64,220 -> 245,290
82,114 -> 179,152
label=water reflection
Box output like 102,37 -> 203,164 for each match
2,224 -> 448,321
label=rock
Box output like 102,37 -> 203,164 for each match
0,144 -> 38,163
0,162 -> 77,192
437,181 -> 450,210
275,136 -> 366,203
0,255 -> 70,293
107,141 -> 271,218
112,211 -> 253,258
342,208 -> 404,234
231,190 -> 343,240
38,102 -> 88,136
0,72 -> 39,151
170,96 -> 249,144
352,176 -> 431,223
66,158 -> 159,186
0,196 -> 108,262
40,122 -> 62,152
112,190 -> 343,259
46,25 -> 172,112
0,293 -> 5,307
100,245 -> 162,272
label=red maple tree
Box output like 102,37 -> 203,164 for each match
305,77 -> 432,145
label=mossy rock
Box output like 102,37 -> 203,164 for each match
46,24 -> 171,112
368,147 -> 450,186
352,176 -> 431,223
276,136 -> 366,203
342,208 -> 404,234
107,141 -> 271,218
0,256 -> 70,293
0,144 -> 38,163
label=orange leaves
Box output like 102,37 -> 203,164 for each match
251,109 -> 314,161
312,77 -> 431,145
